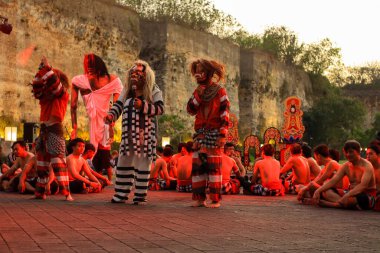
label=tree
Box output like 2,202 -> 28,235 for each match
299,38 -> 342,75
303,95 -> 367,149
117,0 -> 242,38
261,26 -> 303,65
157,114 -> 190,147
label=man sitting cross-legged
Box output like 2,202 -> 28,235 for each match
81,142 -> 111,187
313,140 -> 377,210
221,143 -> 245,194
148,147 -> 176,190
280,143 -> 310,194
298,144 -> 346,203
176,142 -> 194,192
67,138 -> 102,193
243,144 -> 284,196
0,141 -> 34,192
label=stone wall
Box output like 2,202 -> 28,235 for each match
0,0 -> 140,138
239,48 -> 313,137
140,21 -> 240,131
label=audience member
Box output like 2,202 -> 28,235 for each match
313,140 -> 376,210
298,144 -> 345,203
221,143 -> 245,194
280,143 -> 310,194
66,138 -> 102,193
366,141 -> 380,211
301,143 -> 321,180
176,142 -> 193,192
148,147 -> 176,190
243,144 -> 284,196
0,141 -> 34,191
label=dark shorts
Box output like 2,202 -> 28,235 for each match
92,148 -> 111,173
356,192 -> 376,210
69,180 -> 85,193
26,178 -> 37,188
331,188 -> 375,210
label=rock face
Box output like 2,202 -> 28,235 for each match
140,21 -> 240,131
342,85 -> 380,128
239,49 -> 313,137
0,0 -> 313,142
0,0 -> 140,138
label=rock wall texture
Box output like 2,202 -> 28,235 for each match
342,86 -> 380,128
140,21 -> 240,131
0,0 -> 140,138
239,48 -> 313,137
0,0 -> 314,142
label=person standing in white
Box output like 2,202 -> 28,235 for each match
71,54 -> 122,181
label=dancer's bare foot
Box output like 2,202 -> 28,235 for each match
206,201 -> 221,208
191,200 -> 206,207
65,194 -> 74,201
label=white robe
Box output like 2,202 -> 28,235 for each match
71,75 -> 123,150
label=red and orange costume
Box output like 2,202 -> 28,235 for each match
31,62 -> 70,198
187,59 -> 230,203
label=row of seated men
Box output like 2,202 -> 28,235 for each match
0,139 -> 112,196
149,139 -> 380,211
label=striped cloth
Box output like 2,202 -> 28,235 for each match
109,85 -> 164,161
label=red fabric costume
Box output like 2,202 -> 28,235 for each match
186,59 -> 230,203
32,63 -> 70,198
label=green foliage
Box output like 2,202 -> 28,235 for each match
327,61 -> 380,87
229,29 -> 262,49
303,95 -> 367,149
157,114 -> 191,147
308,73 -> 340,99
355,113 -> 380,146
261,26 -> 303,65
117,0 -> 242,37
299,38 -> 342,75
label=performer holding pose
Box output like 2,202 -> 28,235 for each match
71,54 -> 122,181
105,60 -> 164,205
31,56 -> 72,200
187,59 -> 230,208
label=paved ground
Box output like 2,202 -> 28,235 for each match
1,187 -> 380,253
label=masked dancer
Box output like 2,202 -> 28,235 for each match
187,59 -> 230,208
105,60 -> 164,205
31,56 -> 72,200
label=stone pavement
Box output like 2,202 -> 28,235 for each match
1,187 -> 380,253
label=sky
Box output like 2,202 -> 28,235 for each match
212,0 -> 380,66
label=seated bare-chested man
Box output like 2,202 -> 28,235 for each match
280,143 -> 310,194
0,141 -> 34,192
298,144 -> 346,203
81,143 -> 111,187
169,143 -> 187,179
242,144 -> 284,196
313,140 -> 377,210
221,143 -> 245,194
301,143 -> 321,181
366,141 -> 380,211
67,138 -> 102,193
148,147 -> 176,190
176,142 -> 194,192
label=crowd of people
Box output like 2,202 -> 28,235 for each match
0,54 -> 379,212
